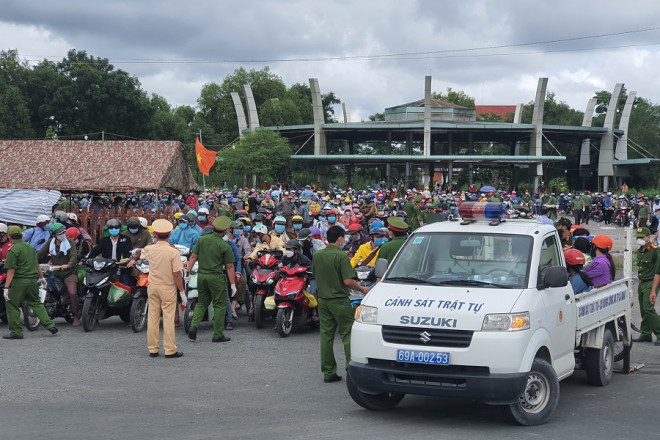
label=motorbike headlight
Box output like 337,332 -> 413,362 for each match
93,260 -> 106,271
355,305 -> 378,324
267,278 -> 274,285
356,271 -> 370,280
482,312 -> 530,332
251,276 -> 258,284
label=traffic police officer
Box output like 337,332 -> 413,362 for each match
186,216 -> 236,343
134,219 -> 186,358
312,225 -> 370,383
3,226 -> 58,339
639,227 -> 660,344
377,217 -> 409,265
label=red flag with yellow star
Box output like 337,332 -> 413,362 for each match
195,137 -> 217,176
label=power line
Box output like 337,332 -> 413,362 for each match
19,26 -> 660,66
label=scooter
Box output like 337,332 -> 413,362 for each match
129,259 -> 149,332
23,264 -> 80,330
249,250 -> 283,329
273,264 -> 315,337
80,257 -> 132,332
349,265 -> 376,308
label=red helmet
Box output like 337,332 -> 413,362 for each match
564,248 -> 585,266
65,227 -> 80,240
591,235 -> 613,252
348,223 -> 362,233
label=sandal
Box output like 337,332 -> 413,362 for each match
225,322 -> 233,331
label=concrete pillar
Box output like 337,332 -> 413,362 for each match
529,78 -> 548,193
579,98 -> 597,177
615,92 -> 636,161
513,103 -> 523,155
468,132 -> 474,187
342,102 -> 351,123
230,92 -> 248,137
309,78 -> 327,156
599,83 -> 624,191
244,85 -> 260,131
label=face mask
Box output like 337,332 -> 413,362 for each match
128,228 -> 139,234
353,209 -> 360,214
284,250 -> 294,258
56,234 -> 67,242
328,216 -> 336,223
374,237 -> 388,246
179,223 -> 188,230
318,216 -> 326,222
198,215 -> 206,222
244,226 -> 252,232
220,201 -> 228,205
274,224 -> 286,233
108,228 -> 120,237
234,230 -> 243,237
637,238 -> 648,246
293,223 -> 303,231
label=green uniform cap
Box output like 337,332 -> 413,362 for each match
213,216 -> 231,231
387,216 -> 408,231
8,225 -> 23,238
636,227 -> 651,238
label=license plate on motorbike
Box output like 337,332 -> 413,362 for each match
397,349 -> 450,366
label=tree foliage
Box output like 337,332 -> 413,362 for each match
218,130 -> 292,183
432,87 -> 475,108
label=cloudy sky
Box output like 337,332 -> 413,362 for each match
2,0 -> 660,122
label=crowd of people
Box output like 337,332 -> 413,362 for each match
3,180 -> 660,373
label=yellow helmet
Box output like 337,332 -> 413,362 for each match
292,215 -> 303,221
174,212 -> 183,220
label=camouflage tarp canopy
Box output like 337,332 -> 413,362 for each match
0,140 -> 199,194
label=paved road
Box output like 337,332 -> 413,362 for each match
2,221 -> 658,439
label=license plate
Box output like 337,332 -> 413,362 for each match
397,349 -> 450,365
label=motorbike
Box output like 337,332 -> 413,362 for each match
590,204 -> 604,223
129,259 -> 150,332
249,250 -> 283,329
615,207 -> 631,227
273,264 -> 315,337
349,265 -> 376,309
80,257 -> 132,332
23,264 -> 80,330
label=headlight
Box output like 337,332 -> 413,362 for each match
355,305 -> 378,324
251,276 -> 258,284
93,260 -> 106,271
99,276 -> 110,286
356,271 -> 370,280
267,278 -> 274,285
481,312 -> 530,332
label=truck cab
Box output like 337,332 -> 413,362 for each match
348,202 -> 632,425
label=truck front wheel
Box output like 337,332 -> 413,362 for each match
585,328 -> 614,386
346,372 -> 405,411
506,358 -> 559,426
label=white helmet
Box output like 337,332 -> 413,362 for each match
0,223 -> 7,233
36,214 -> 50,223
138,217 -> 148,229
252,224 -> 268,235
198,207 -> 210,215
67,212 -> 78,222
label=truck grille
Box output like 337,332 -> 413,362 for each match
381,326 -> 473,348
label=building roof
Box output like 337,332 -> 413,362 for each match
386,98 -> 471,110
0,140 -> 198,193
476,105 -> 517,120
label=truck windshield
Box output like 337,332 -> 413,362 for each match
385,232 -> 533,288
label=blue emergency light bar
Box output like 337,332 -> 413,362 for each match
458,202 -> 507,223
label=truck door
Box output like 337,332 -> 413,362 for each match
539,233 -> 576,374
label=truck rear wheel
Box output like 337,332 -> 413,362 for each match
585,328 -> 614,386
346,372 -> 404,411
506,358 -> 559,426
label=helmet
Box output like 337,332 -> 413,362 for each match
592,235 -> 613,252
36,214 -> 50,224
347,223 -> 362,233
239,217 -> 251,225
54,210 -> 68,223
230,220 -> 243,229
274,216 -> 286,225
252,224 -> 268,235
309,226 -> 321,236
198,207 -> 210,215
67,212 -> 78,222
0,223 -> 7,234
174,212 -> 183,220
292,215 -> 303,222
284,239 -> 302,251
126,217 -> 140,228
106,219 -> 122,229
254,213 -> 266,223
297,228 -> 312,240
564,248 -> 585,266
65,227 -> 81,239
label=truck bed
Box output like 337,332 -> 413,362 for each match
574,278 -> 630,336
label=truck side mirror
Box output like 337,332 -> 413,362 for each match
374,258 -> 388,279
540,266 -> 568,289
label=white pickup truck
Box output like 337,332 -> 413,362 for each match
348,204 -> 633,425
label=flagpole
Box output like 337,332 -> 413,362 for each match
199,129 -> 206,194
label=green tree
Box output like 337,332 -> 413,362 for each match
0,85 -> 34,138
432,88 -> 475,108
218,130 -> 292,183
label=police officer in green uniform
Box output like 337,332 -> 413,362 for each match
638,227 -> 660,344
571,195 -> 584,225
3,226 -> 58,339
312,225 -> 370,383
377,217 -> 409,265
403,196 -> 422,231
581,192 -> 592,225
186,216 -> 236,343
638,198 -> 651,229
